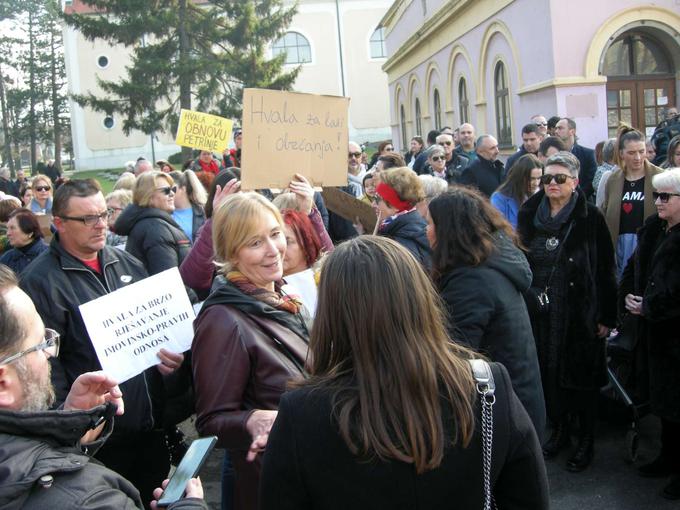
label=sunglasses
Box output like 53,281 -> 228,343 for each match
348,152 -> 362,158
431,155 -> 446,162
535,122 -> 548,126
653,191 -> 680,203
440,141 -> 453,146
35,185 -> 51,192
384,147 -> 394,151
540,173 -> 575,185
157,186 -> 177,195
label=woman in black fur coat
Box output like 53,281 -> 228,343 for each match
517,152 -> 617,472
619,168 -> 680,500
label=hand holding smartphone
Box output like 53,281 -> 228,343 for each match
156,436 -> 217,507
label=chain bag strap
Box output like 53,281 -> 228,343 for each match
469,359 -> 496,510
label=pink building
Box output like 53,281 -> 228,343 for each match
380,0 -> 679,153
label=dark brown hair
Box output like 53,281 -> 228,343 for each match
204,168 -> 241,219
8,209 -> 43,240
615,124 -> 645,169
496,154 -> 543,208
299,236 -> 476,473
0,199 -> 21,223
52,179 -> 102,218
377,152 -> 406,170
429,187 -> 518,278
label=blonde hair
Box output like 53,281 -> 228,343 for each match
212,192 -> 284,274
31,174 -> 52,192
105,189 -> 133,208
272,191 -> 298,211
114,172 -> 136,191
133,171 -> 174,207
381,167 -> 425,205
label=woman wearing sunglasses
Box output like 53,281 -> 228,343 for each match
425,144 -> 447,180
114,171 -> 192,279
619,168 -> 680,500
517,151 -> 617,473
29,174 -> 53,215
601,125 -> 663,279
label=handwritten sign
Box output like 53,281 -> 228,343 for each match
322,187 -> 377,233
175,109 -> 234,153
79,268 -> 195,383
241,88 -> 350,190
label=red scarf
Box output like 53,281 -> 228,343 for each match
226,271 -> 301,314
198,158 -> 220,175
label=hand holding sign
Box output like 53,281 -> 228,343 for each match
288,173 -> 314,214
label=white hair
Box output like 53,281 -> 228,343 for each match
0,167 -> 10,179
418,174 -> 448,201
653,168 -> 680,194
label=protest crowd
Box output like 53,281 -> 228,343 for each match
1,105 -> 680,510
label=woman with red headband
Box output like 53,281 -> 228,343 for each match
374,167 -> 431,269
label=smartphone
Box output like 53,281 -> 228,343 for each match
156,436 -> 217,507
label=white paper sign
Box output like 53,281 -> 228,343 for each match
282,268 -> 318,318
79,268 -> 195,383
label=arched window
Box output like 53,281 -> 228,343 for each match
370,27 -> 386,59
433,89 -> 442,130
400,104 -> 407,148
458,78 -> 469,124
272,32 -> 312,64
494,62 -> 511,146
415,98 -> 422,136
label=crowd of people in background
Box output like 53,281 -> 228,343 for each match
0,104 -> 679,509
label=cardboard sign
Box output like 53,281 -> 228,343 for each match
241,88 -> 350,190
79,268 -> 195,383
322,187 -> 377,233
175,109 -> 234,153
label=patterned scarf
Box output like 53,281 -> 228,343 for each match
226,271 -> 302,315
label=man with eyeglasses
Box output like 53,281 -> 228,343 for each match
0,265 -> 206,509
435,132 -> 469,184
20,179 -> 185,508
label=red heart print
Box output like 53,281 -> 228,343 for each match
622,203 -> 633,214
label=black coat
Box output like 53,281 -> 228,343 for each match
378,210 -> 431,270
571,143 -> 597,198
503,145 -> 530,179
259,363 -> 549,510
459,156 -> 505,197
115,205 -> 192,276
517,189 -> 617,390
0,238 -> 48,275
619,215 -> 680,420
438,233 -> 545,438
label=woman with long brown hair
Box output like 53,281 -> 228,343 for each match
260,236 -> 548,510
428,187 -> 545,437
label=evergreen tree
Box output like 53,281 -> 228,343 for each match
64,0 -> 299,160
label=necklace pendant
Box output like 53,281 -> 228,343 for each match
546,237 -> 559,251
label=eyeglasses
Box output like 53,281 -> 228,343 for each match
431,155 -> 446,162
540,173 -> 575,185
156,186 -> 177,195
59,211 -> 109,227
348,152 -> 362,158
653,191 -> 680,203
34,186 -> 51,192
106,207 -> 123,215
0,329 -> 60,365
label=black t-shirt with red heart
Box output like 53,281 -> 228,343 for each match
619,176 -> 645,235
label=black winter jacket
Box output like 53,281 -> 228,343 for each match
619,215 -> 680,420
0,238 -> 48,275
0,405 -> 206,510
438,233 -> 545,438
115,205 -> 192,276
459,156 -> 505,197
378,210 -> 432,270
260,363 -> 549,510
19,237 -> 160,435
518,189 -> 617,390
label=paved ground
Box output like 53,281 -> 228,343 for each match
182,409 -> 679,510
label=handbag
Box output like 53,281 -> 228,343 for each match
469,359 -> 496,510
526,220 -> 575,316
